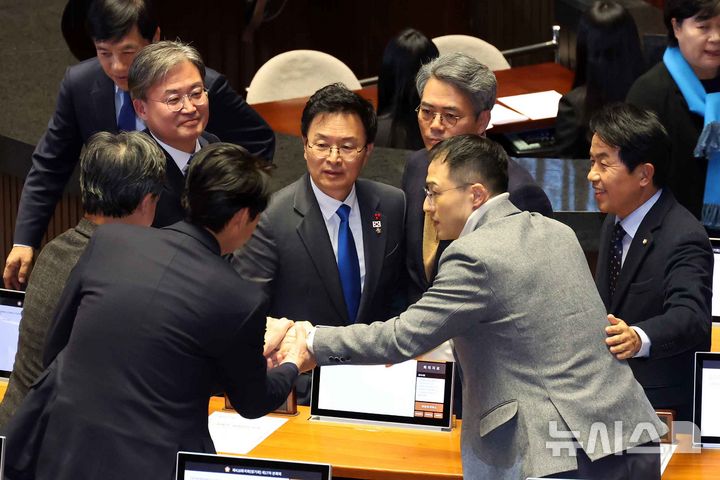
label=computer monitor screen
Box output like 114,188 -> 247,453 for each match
0,289 -> 24,378
693,352 -> 720,447
712,240 -> 720,321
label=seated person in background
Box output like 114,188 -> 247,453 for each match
588,102 -> 713,421
403,52 -> 552,304
233,83 -> 405,404
555,0 -> 645,158
129,40 -> 217,227
0,131 -> 166,430
292,134 -> 666,480
3,0 -> 275,290
2,143 -> 312,480
375,28 -> 439,150
627,0 -> 720,230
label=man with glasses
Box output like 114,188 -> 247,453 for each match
233,83 -> 405,404
128,40 -> 216,227
403,53 -> 553,304
4,0 -> 275,290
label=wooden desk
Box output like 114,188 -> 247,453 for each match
251,63 -> 574,138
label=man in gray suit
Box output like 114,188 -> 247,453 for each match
0,131 -> 166,429
297,135 -> 666,479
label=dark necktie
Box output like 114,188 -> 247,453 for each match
182,153 -> 195,176
117,90 -> 136,131
336,204 -> 361,323
608,222 -> 626,299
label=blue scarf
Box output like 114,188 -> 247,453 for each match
663,47 -> 720,228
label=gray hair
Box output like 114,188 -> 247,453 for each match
128,40 -> 206,100
416,52 -> 497,114
80,131 -> 166,217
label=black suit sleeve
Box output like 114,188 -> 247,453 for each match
205,70 -> 276,162
14,67 -> 84,247
554,93 -> 588,158
633,230 -> 713,359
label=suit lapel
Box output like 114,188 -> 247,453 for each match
91,73 -> 119,132
355,180 -> 386,324
294,175 -> 349,323
609,191 -> 672,312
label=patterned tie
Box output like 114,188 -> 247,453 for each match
117,90 -> 136,131
608,222 -> 626,299
336,204 -> 361,323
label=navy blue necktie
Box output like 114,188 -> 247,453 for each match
608,222 -> 626,299
336,204 -> 361,323
117,90 -> 136,131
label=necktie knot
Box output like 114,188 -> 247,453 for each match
336,204 -> 351,222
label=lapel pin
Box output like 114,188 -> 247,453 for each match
372,212 -> 382,235
642,238 -> 648,246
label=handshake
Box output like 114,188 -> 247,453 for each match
263,317 -> 317,373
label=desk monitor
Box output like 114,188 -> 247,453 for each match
693,352 -> 720,447
310,359 -> 454,431
176,452 -> 331,480
711,238 -> 720,322
0,288 -> 24,379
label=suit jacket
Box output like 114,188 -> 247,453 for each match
554,86 -> 590,158
13,57 -> 275,248
595,190 -> 713,421
312,196 -> 666,479
2,222 -> 297,480
150,131 -> 218,228
401,148 -> 553,303
627,62 -> 710,219
0,218 -> 95,430
233,173 -> 406,327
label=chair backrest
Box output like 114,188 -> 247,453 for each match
432,34 -> 511,71
246,50 -> 362,104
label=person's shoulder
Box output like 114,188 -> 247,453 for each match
358,178 -> 404,199
627,62 -> 672,103
65,57 -> 104,84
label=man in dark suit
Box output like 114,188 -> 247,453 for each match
0,131 -> 166,430
2,143 -> 312,480
128,40 -> 218,228
588,103 -> 713,422
233,84 -> 405,403
4,0 -> 274,289
402,53 -> 553,303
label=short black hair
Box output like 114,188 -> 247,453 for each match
300,83 -> 377,144
589,103 -> 670,188
86,0 -> 158,42
664,0 -> 720,46
81,131 -> 166,217
428,134 -> 509,195
183,143 -> 273,233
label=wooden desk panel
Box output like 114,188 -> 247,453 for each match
251,63 -> 574,138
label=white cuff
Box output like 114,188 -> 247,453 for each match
631,326 -> 651,358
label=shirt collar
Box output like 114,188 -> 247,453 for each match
150,132 -> 201,169
459,192 -> 509,237
309,177 -> 358,220
616,189 -> 662,239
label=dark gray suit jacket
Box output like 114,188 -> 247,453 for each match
3,222 -> 297,480
13,57 -> 275,248
313,196 -> 665,479
233,174 -> 406,327
595,190 -> 713,421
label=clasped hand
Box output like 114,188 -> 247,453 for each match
264,317 -> 316,372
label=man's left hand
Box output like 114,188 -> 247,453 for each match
605,314 -> 641,360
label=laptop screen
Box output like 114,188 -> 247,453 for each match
0,289 -> 24,378
310,359 -> 454,429
176,452 -> 331,480
693,352 -> 720,447
711,239 -> 720,321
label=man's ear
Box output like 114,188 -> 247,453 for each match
470,183 -> 490,209
638,163 -> 655,187
133,98 -> 147,120
477,110 -> 491,135
152,27 -> 161,43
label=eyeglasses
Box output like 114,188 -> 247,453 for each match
306,142 -> 367,160
152,88 -> 209,112
423,185 -> 469,205
416,106 -> 463,128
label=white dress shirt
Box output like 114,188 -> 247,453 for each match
114,86 -> 146,131
150,133 -> 201,174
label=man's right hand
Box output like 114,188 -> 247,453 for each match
3,246 -> 34,290
281,323 -> 316,373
